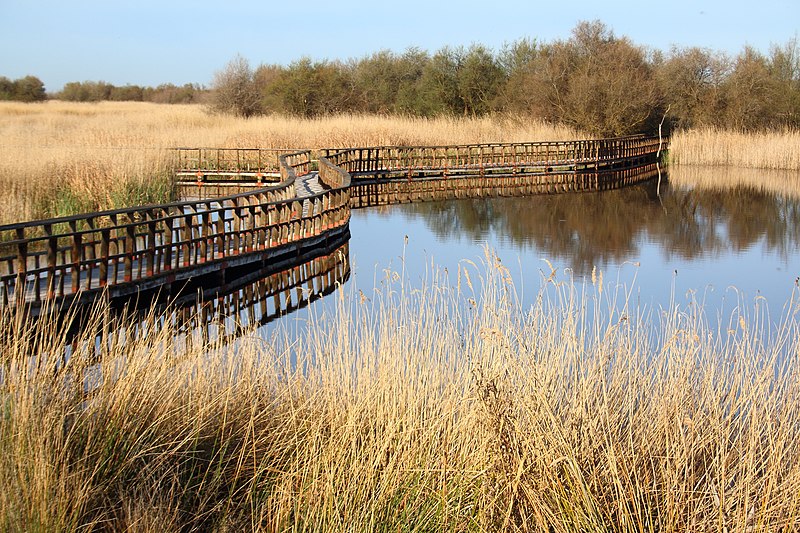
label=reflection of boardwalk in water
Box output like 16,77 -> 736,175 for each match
0,136 -> 664,316
56,236 -> 350,348
157,237 -> 350,343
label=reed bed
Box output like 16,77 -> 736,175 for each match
0,101 -> 575,224
2,100 -> 800,224
2,254 -> 799,531
669,128 -> 800,170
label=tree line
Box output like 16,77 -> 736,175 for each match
0,76 -> 47,102
211,21 -> 800,136
56,81 -> 205,104
4,21 -> 798,136
0,76 -> 205,105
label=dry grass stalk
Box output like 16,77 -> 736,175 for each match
670,128 -> 800,170
1,253 -> 799,531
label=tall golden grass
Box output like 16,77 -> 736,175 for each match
2,254 -> 800,531
0,101 -> 576,224
670,128 -> 800,170
2,101 -> 800,225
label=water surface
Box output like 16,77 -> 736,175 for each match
344,166 -> 800,323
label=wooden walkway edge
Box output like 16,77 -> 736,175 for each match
0,135 -> 665,312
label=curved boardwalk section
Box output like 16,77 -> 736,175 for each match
0,135 -> 663,312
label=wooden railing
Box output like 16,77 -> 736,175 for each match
323,135 -> 661,175
0,150 -> 351,307
0,136 -> 662,309
175,147 -> 298,178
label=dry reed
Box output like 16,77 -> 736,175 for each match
670,128 -> 800,170
2,252 -> 799,531
2,101 -> 800,225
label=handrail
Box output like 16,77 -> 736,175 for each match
0,150 -> 353,306
323,135 -> 661,175
175,147 -> 299,175
0,136 -> 662,307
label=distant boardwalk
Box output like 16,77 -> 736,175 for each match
0,135 -> 664,312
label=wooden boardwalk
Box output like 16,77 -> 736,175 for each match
0,135 -> 665,312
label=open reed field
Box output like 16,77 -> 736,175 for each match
669,128 -> 800,170
2,101 -> 800,224
2,256 -> 800,531
0,101 -> 576,224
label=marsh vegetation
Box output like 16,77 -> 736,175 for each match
3,255 -> 800,531
2,43 -> 800,527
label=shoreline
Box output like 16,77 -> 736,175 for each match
0,101 -> 798,225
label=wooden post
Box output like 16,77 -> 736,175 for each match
214,209 -> 224,259
183,213 -> 192,267
200,211 -> 210,263
125,214 -> 135,283
45,223 -> 57,299
109,214 -> 119,285
99,228 -> 110,287
232,200 -> 241,255
146,209 -> 156,277
70,220 -> 81,293
162,210 -> 173,272
14,228 -> 27,306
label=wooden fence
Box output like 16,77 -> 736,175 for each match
323,135 -> 662,177
0,150 -> 350,309
0,135 -> 662,310
174,147 -> 297,179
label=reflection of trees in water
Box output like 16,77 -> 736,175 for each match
395,172 -> 800,275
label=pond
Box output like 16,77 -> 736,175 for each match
340,165 -> 800,326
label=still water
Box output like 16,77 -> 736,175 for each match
341,165 -> 800,324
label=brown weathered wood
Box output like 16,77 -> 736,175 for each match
0,140 -> 664,308
146,210 -> 156,277
124,215 -> 135,283
70,220 -> 80,293
45,223 -> 57,298
99,228 -> 110,287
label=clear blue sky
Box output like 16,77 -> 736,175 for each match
1,0 -> 797,93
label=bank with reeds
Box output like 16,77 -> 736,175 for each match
2,101 -> 800,224
669,128 -> 800,170
2,256 -> 799,531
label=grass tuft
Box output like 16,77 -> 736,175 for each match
1,252 -> 799,530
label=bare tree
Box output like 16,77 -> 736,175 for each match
210,55 -> 261,117
561,22 -> 660,136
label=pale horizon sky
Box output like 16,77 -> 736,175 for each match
1,0 -> 798,93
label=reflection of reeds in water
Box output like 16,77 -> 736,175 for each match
3,250 -> 800,531
669,164 -> 800,198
